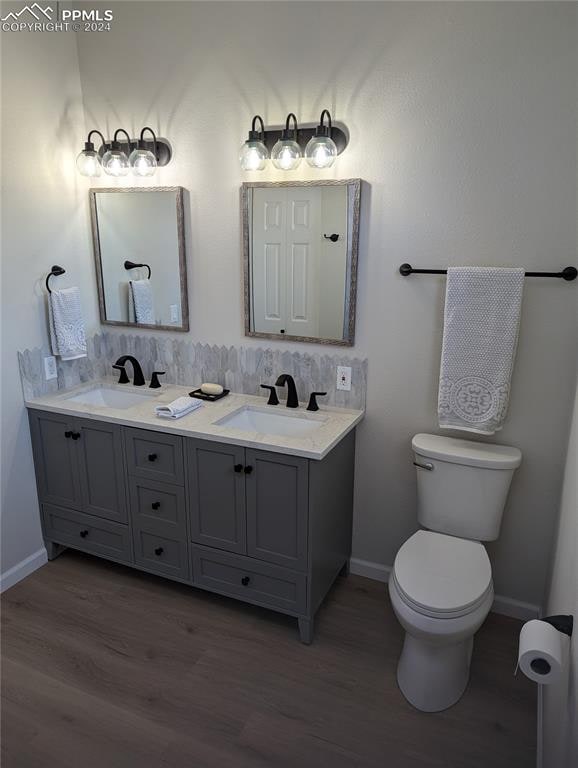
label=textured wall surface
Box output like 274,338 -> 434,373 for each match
74,1 -> 577,606
19,331 -> 368,409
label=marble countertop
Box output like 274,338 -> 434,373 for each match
25,379 -> 364,460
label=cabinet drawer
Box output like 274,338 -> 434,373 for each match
133,528 -> 189,581
129,477 -> 186,535
191,545 -> 307,615
42,504 -> 131,564
125,427 -> 184,485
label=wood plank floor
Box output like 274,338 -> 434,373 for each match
1,551 -> 536,768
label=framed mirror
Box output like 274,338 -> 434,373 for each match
242,179 -> 360,345
90,187 -> 189,331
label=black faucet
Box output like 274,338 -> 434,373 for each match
113,355 -> 146,386
275,373 -> 299,408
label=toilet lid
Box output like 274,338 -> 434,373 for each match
393,531 -> 492,616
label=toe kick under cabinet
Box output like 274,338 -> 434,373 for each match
28,409 -> 356,643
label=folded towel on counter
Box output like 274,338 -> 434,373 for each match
155,397 -> 203,420
438,266 -> 524,435
129,279 -> 155,325
48,287 -> 87,360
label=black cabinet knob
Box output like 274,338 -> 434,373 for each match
71,432 -> 81,440
154,547 -> 164,557
148,453 -> 158,462
241,576 -> 250,586
64,430 -> 72,439
234,464 -> 243,473
79,529 -> 89,538
151,501 -> 161,510
244,465 -> 253,474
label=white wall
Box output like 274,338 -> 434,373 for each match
542,383 -> 578,767
76,1 -> 577,608
0,22 -> 100,583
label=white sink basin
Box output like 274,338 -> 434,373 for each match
63,385 -> 156,410
216,406 -> 325,438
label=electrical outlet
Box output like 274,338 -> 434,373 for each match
170,304 -> 179,323
336,365 -> 352,391
44,355 -> 57,381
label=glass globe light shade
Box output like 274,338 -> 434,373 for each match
239,139 -> 268,171
305,135 -> 337,168
102,148 -> 130,177
271,139 -> 302,170
76,149 -> 101,177
129,147 -> 157,177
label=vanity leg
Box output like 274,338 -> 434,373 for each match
298,617 -> 314,645
45,541 -> 66,561
339,560 -> 350,577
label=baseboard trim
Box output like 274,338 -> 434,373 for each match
349,557 -> 540,621
349,557 -> 391,582
0,547 -> 47,593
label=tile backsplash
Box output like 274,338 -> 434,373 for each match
19,331 -> 368,410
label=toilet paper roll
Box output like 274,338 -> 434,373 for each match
518,619 -> 563,685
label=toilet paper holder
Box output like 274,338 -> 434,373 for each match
542,614 -> 573,637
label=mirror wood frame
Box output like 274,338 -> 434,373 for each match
90,186 -> 189,332
241,178 -> 361,346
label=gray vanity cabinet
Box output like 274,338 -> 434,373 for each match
28,411 -> 82,510
29,410 -> 356,644
187,439 -> 247,554
29,411 -> 126,523
245,449 -> 308,572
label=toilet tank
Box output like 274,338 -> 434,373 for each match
412,434 -> 522,541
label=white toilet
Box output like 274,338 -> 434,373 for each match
389,433 -> 522,712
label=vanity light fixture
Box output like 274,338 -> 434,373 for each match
102,129 -> 131,177
129,126 -> 158,177
77,127 -> 172,177
76,130 -> 108,177
271,113 -> 302,171
305,110 -> 337,168
239,115 -> 269,171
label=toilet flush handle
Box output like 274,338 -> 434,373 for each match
413,461 -> 434,471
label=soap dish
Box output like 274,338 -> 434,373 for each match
189,388 -> 230,402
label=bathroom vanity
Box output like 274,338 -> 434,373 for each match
26,382 -> 362,643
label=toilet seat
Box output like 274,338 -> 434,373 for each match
392,530 -> 492,619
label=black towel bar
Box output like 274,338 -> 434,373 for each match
45,265 -> 66,293
399,263 -> 577,281
124,260 -> 151,279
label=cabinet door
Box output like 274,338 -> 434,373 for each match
245,449 -> 308,571
76,418 -> 127,523
28,410 -> 82,509
187,439 -> 246,554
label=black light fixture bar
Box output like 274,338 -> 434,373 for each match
90,128 -> 172,166
258,120 -> 348,155
399,263 -> 577,281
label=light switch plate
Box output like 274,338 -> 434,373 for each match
44,355 -> 57,381
336,365 -> 352,391
170,304 -> 179,323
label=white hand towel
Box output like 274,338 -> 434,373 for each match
155,397 -> 203,420
438,267 -> 524,434
130,279 -> 155,325
48,287 -> 87,361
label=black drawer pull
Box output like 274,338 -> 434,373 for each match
79,529 -> 89,538
154,547 -> 164,557
148,453 -> 158,462
64,430 -> 72,439
71,432 -> 81,440
244,466 -> 253,475
234,464 -> 243,473
151,501 -> 161,510
241,576 -> 251,586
